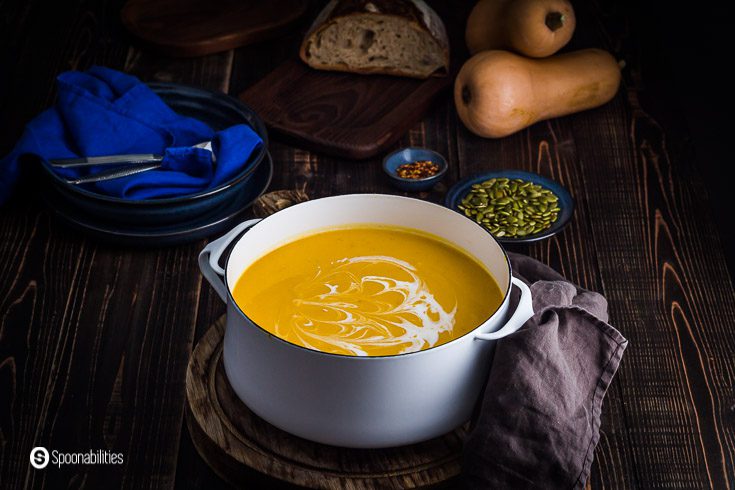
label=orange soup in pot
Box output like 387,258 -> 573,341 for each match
232,225 -> 503,356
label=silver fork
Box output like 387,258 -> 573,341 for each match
65,162 -> 165,185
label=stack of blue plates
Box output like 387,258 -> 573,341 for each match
39,83 -> 272,246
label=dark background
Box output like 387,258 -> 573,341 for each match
632,1 -> 733,278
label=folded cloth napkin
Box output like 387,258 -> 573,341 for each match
0,66 -> 263,203
463,252 -> 628,489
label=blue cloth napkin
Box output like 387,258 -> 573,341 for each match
0,66 -> 263,203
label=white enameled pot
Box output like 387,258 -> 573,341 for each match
198,194 -> 533,448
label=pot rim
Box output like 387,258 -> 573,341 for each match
223,194 -> 513,360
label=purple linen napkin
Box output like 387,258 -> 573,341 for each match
463,252 -> 628,489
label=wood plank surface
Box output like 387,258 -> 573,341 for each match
0,0 -> 733,488
1,0 -> 131,488
0,1 -> 235,489
571,1 -> 735,487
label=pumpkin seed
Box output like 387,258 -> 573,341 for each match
457,177 -> 562,238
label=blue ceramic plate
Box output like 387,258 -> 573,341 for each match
444,170 -> 574,244
43,152 -> 273,247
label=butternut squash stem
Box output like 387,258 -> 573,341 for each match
545,12 -> 565,31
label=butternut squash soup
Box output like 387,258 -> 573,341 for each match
232,225 -> 503,356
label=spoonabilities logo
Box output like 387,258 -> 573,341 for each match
30,447 -> 49,469
29,447 -> 124,469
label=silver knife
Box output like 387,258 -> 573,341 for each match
49,141 -> 213,168
50,154 -> 163,168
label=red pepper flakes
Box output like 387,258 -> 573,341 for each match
396,160 -> 440,179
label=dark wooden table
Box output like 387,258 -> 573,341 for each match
1,0 -> 734,488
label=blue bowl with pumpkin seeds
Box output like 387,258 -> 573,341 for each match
444,170 -> 574,244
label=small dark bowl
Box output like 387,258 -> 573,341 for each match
382,147 -> 448,192
445,170 -> 575,244
38,82 -> 268,226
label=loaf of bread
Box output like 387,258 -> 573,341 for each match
300,0 -> 449,79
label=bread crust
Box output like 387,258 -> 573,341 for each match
299,0 -> 449,79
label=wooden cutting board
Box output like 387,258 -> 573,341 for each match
239,60 -> 452,159
121,0 -> 308,57
185,315 -> 466,489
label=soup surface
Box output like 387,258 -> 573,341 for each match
233,225 -> 503,356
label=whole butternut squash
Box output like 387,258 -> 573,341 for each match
466,0 -> 576,57
454,49 -> 621,138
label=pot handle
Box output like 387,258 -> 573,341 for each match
475,277 -> 534,341
198,219 -> 261,302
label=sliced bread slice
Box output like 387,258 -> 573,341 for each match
300,0 -> 449,79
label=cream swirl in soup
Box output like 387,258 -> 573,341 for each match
283,255 -> 457,356
233,226 -> 503,357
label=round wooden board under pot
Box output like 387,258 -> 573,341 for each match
185,316 -> 467,489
